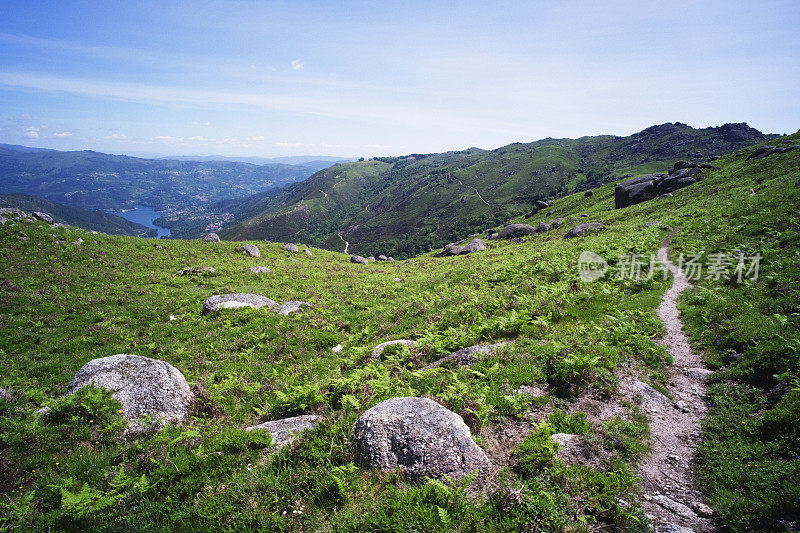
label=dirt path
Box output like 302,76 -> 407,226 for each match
338,230 -> 349,254
639,230 -> 715,532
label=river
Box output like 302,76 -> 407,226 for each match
111,205 -> 171,238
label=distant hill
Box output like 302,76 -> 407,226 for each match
220,122 -> 777,258
158,155 -> 353,166
0,193 -> 156,237
0,146 -> 337,211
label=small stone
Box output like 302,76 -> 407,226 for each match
332,344 -> 343,353
250,266 -> 271,274
246,414 -> 321,449
372,339 -> 415,359
283,243 -> 299,253
272,301 -> 310,315
690,501 -> 714,518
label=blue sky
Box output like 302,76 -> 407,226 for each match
0,0 -> 798,158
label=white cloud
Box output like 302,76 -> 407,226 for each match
25,126 -> 39,138
275,141 -> 314,148
53,131 -> 73,138
291,59 -> 304,71
247,135 -> 265,141
191,121 -> 211,126
105,133 -> 129,141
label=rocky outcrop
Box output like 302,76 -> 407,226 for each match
534,222 -> 550,233
202,232 -> 220,242
284,243 -> 299,253
202,293 -> 309,315
615,161 -> 716,209
352,397 -> 491,481
747,144 -> 800,160
535,200 -> 550,210
238,244 -> 260,257
68,354 -> 193,434
202,293 -> 277,314
564,222 -> 605,239
246,414 -> 321,449
434,238 -> 486,257
491,224 -> 536,240
350,255 -> 369,265
372,339 -> 416,359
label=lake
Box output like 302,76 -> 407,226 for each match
111,205 -> 171,238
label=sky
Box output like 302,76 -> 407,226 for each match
0,0 -> 798,158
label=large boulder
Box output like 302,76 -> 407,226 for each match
564,222 -> 605,239
491,224 -> 536,240
350,255 -> 369,265
246,414 -> 321,449
238,244 -> 260,257
434,238 -> 486,257
534,222 -> 551,233
202,293 -> 277,314
202,232 -> 220,243
352,397 -> 491,481
535,200 -> 550,210
423,342 -> 509,370
283,243 -> 299,253
615,165 -> 706,209
68,354 -> 193,434
33,211 -> 54,224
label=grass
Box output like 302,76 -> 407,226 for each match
0,132 -> 797,530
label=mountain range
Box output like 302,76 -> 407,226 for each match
219,122 -> 777,258
0,144 -> 336,212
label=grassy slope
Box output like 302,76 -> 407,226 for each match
0,135 -> 797,531
0,194 -> 156,237
221,123 -> 775,259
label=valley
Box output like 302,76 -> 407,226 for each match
1,133 -> 798,531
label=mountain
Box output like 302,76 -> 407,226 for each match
159,155 -> 353,166
1,133 -> 797,531
220,122 -> 777,258
0,146 -> 337,212
0,193 -> 156,237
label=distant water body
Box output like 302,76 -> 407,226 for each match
111,205 -> 171,238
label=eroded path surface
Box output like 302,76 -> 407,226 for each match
639,231 -> 715,532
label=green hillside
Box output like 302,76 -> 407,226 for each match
0,194 -> 156,237
0,134 -> 798,531
221,123 -> 776,258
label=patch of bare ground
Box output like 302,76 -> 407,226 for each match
637,230 -> 714,532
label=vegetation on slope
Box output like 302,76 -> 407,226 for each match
0,132 -> 797,531
0,193 -> 156,237
221,122 -> 775,259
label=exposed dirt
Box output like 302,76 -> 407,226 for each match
638,230 -> 715,532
